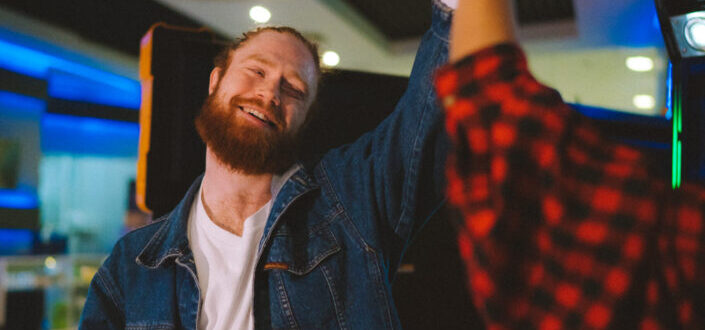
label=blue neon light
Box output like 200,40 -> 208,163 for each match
0,39 -> 52,78
0,229 -> 34,255
0,189 -> 39,209
48,70 -> 141,109
42,114 -> 139,157
0,90 -> 46,115
0,39 -> 138,91
666,62 -> 673,120
0,39 -> 141,109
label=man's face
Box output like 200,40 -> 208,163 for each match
195,31 -> 318,175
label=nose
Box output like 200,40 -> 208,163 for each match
256,79 -> 281,109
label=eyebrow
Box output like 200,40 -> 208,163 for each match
243,54 -> 309,95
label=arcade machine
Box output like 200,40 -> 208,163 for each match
656,0 -> 705,188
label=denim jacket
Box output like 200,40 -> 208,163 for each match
80,3 -> 451,329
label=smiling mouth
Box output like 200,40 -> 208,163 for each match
238,106 -> 277,129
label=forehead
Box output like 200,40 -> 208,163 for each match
229,31 -> 317,85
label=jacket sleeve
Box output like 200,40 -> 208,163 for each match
436,43 -> 705,329
320,2 -> 451,268
79,264 -> 124,329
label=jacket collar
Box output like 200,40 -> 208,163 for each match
256,164 -> 321,259
135,164 -> 320,269
136,175 -> 203,269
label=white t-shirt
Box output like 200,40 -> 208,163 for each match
439,0 -> 457,9
187,167 -> 297,330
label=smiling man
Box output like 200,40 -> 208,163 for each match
80,1 -> 453,329
197,27 -> 318,180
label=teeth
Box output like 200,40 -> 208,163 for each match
243,107 -> 268,122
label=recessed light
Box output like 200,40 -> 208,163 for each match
626,56 -> 654,72
249,6 -> 271,24
633,94 -> 656,110
322,51 -> 340,67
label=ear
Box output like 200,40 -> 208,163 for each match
208,67 -> 223,95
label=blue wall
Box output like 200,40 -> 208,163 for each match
0,27 -> 142,254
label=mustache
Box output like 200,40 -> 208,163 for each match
228,96 -> 285,128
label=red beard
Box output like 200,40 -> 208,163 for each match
195,92 -> 298,175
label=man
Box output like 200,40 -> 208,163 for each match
439,0 -> 705,328
80,1 -> 453,329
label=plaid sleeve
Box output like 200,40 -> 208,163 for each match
436,43 -> 705,329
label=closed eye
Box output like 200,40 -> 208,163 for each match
248,67 -> 265,77
282,81 -> 306,100
284,86 -> 305,100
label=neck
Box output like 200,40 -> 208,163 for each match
201,148 -> 273,236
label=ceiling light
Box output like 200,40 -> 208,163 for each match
626,56 -> 654,72
249,6 -> 271,24
633,94 -> 656,110
322,51 -> 340,67
685,17 -> 705,51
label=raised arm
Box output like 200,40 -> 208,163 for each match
450,0 -> 515,61
320,1 -> 451,273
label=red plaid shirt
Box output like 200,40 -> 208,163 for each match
435,44 -> 705,330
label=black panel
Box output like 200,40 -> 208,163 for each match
298,70 -> 408,160
1,290 -> 44,330
0,68 -> 47,99
676,62 -> 705,182
0,0 -> 227,57
47,98 -> 139,122
143,26 -> 223,217
342,0 -> 431,40
515,0 -> 576,25
0,207 -> 39,230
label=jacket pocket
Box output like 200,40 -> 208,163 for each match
262,226 -> 346,329
263,226 -> 341,275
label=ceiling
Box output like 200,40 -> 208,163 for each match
339,0 -> 431,41
0,0 -> 666,70
0,0 -> 670,114
0,0 -> 209,57
151,0 -> 666,71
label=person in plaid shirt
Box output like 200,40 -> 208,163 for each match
436,0 -> 705,328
